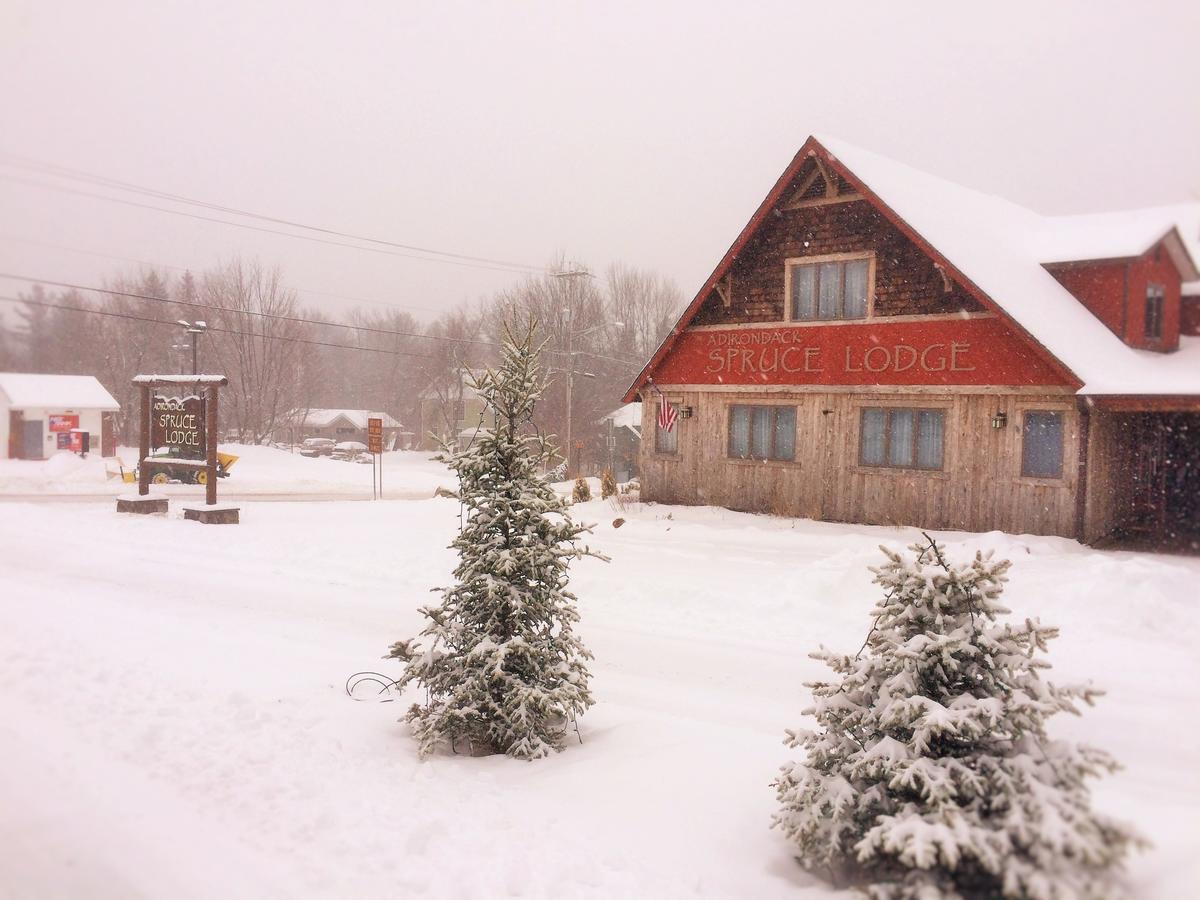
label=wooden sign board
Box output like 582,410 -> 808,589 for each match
151,394 -> 206,453
651,318 -> 1073,388
367,417 -> 383,454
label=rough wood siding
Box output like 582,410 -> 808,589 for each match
640,391 -> 1080,538
1081,410 -> 1136,542
692,191 -> 984,326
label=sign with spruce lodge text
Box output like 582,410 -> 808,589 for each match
652,317 -> 1071,388
150,394 -> 206,453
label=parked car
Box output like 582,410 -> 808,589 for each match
332,440 -> 368,461
299,437 -> 336,457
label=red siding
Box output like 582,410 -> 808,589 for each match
653,317 -> 1073,389
1181,296 -> 1200,336
1127,246 -> 1182,351
1047,262 -> 1128,340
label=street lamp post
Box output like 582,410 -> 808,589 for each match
177,319 -> 208,375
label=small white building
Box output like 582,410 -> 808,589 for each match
0,373 -> 121,459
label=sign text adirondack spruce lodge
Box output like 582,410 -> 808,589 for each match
150,395 -> 206,452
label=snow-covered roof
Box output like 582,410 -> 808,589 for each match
601,403 -> 642,434
303,409 -> 401,429
1036,204 -> 1200,273
629,137 -> 1200,401
814,135 -> 1200,395
0,373 -> 120,410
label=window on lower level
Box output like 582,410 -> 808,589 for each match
1145,284 -> 1165,340
789,257 -> 870,321
860,407 -> 944,470
728,405 -> 796,461
655,402 -> 678,454
1021,411 -> 1064,478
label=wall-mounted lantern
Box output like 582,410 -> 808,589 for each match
991,410 -> 1008,429
679,405 -> 694,419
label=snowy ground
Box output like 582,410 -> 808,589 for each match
0,454 -> 1197,898
0,445 -> 451,498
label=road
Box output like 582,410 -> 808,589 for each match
0,490 -> 432,503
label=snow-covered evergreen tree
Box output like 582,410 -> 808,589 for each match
386,320 -> 603,760
773,535 -> 1140,899
572,477 -> 591,503
600,469 -> 617,500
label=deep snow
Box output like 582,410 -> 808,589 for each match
0,445 -> 451,498
0,455 -> 1197,898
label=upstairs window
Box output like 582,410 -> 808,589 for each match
1145,284 -> 1165,340
728,405 -> 796,461
1021,411 -> 1064,479
789,257 -> 870,321
860,407 -> 944,471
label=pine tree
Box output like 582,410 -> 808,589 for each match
386,320 -> 603,760
600,469 -> 617,499
773,535 -> 1140,899
573,476 -> 592,503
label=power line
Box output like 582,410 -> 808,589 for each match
0,270 -> 474,346
0,174 -> 544,277
0,294 -> 433,358
0,152 -> 548,273
0,271 -> 646,368
0,233 -> 445,315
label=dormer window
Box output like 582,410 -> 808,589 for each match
1145,284 -> 1165,341
786,254 -> 872,322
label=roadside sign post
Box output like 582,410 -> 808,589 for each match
368,417 -> 383,500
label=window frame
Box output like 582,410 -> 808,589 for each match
653,399 -> 680,456
1019,409 -> 1066,480
725,403 -> 797,463
783,251 -> 875,323
1145,283 -> 1165,341
857,406 -> 946,472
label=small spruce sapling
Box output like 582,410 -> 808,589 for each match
772,534 -> 1141,899
386,320 -> 605,760
573,476 -> 592,504
600,469 -> 617,500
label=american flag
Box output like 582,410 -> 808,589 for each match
657,399 -> 678,433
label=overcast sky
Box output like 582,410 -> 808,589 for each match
1,1 -> 1197,325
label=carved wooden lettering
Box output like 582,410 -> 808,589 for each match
656,318 -> 1072,388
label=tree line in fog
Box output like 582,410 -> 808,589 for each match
0,257 -> 683,461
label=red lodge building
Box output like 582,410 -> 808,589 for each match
624,136 -> 1200,549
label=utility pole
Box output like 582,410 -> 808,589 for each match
552,266 -> 625,479
552,267 -> 590,478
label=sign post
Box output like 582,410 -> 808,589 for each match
368,416 -> 383,500
118,374 -> 237,523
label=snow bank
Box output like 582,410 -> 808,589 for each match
0,445 -> 454,498
0,496 -> 1196,897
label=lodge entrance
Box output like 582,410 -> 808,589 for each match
1107,412 -> 1200,552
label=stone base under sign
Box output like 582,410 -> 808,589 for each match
116,493 -> 169,515
183,503 -> 240,525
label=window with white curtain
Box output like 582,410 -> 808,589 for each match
789,257 -> 870,321
859,407 -> 944,471
728,405 -> 796,461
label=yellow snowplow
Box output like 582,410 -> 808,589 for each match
137,451 -> 240,485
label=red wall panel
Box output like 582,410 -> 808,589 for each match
652,317 -> 1072,388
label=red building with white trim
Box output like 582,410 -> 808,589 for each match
624,136 -> 1200,548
